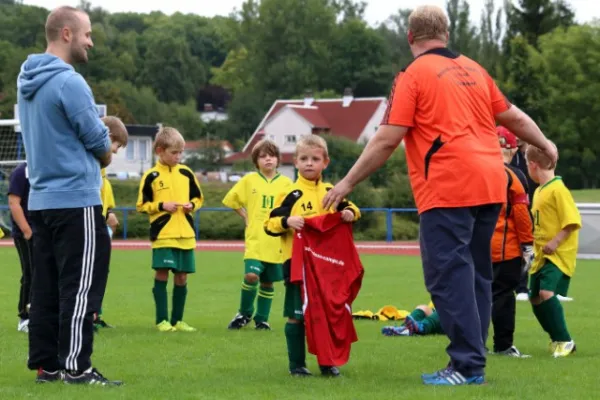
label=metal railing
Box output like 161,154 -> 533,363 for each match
0,205 -> 418,242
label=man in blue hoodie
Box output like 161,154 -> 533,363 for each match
17,5 -> 120,386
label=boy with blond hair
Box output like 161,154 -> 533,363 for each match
94,116 -> 129,330
136,127 -> 203,332
265,135 -> 361,377
526,141 -> 580,357
224,139 -> 292,330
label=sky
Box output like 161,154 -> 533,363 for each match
21,0 -> 600,26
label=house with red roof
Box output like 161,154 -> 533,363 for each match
222,89 -> 388,179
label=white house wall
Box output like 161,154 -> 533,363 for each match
105,136 -> 154,177
263,107 -> 313,154
357,101 -> 387,144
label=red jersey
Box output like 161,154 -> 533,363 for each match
290,213 -> 364,367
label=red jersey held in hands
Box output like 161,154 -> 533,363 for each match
290,213 -> 364,367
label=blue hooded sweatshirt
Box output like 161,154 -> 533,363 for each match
17,53 -> 110,211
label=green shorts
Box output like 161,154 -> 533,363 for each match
244,259 -> 283,283
529,261 -> 570,298
152,248 -> 196,273
283,283 -> 304,321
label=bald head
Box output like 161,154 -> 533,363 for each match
45,6 -> 86,43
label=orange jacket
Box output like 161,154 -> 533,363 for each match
492,165 -> 534,263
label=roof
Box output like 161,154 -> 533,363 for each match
223,96 -> 386,165
125,124 -> 160,138
243,97 -> 386,153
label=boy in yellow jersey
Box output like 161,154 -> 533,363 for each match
264,135 -> 360,377
136,127 -> 204,332
95,116 -> 128,330
526,142 -> 581,357
224,139 -> 292,330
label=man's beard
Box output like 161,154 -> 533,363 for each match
70,41 -> 88,64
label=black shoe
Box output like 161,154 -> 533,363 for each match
35,368 -> 62,383
227,313 -> 251,330
255,321 -> 272,330
319,366 -> 341,377
290,367 -> 312,376
63,368 -> 122,386
95,319 -> 113,328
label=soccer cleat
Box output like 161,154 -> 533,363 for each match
227,313 -> 251,330
557,295 -> 574,302
553,341 -> 576,358
255,321 -> 272,330
404,315 -> 425,335
319,366 -> 341,377
173,321 -> 197,332
549,341 -> 558,353
63,368 -> 122,386
94,318 -> 114,329
516,292 -> 529,302
156,320 -> 176,332
421,366 -> 451,381
381,325 -> 411,336
36,368 -> 62,383
18,319 -> 29,333
422,368 -> 485,386
493,345 -> 531,358
290,367 -> 312,377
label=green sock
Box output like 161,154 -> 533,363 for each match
254,286 -> 275,323
171,284 -> 188,326
409,309 -> 426,321
421,312 -> 442,334
98,306 -> 103,318
285,322 -> 306,370
239,280 -> 258,317
153,279 -> 168,325
532,303 -> 552,336
541,296 -> 572,342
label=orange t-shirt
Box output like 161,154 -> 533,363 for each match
491,165 -> 534,263
382,48 -> 511,214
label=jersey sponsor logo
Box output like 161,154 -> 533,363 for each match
303,246 -> 345,267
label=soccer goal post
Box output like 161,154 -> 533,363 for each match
0,119 -> 26,233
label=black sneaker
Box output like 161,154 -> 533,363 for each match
319,366 -> 341,377
227,313 -> 251,330
255,321 -> 272,330
63,368 -> 122,386
290,367 -> 312,376
35,368 -> 62,383
95,319 -> 113,328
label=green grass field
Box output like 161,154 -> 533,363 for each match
0,247 -> 597,399
572,189 -> 600,203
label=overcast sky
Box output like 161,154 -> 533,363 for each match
22,0 -> 600,26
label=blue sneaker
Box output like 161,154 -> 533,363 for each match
422,368 -> 485,386
404,315 -> 425,334
421,366 -> 451,380
381,325 -> 411,336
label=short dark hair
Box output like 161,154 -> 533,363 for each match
45,6 -> 85,42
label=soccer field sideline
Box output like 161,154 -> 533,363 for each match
0,238 -> 421,256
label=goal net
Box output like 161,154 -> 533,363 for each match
0,119 -> 25,234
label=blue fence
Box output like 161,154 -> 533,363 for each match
0,206 -> 418,242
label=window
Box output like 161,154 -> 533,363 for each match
139,139 -> 148,161
126,139 -> 135,160
285,135 -> 297,144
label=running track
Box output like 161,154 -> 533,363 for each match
0,239 -> 421,256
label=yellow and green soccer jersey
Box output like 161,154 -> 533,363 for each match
530,177 -> 581,277
222,172 -> 292,263
100,168 -> 116,218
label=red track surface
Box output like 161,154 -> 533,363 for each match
0,239 -> 420,256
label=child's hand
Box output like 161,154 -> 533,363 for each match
287,216 -> 305,230
341,209 -> 355,223
182,203 -> 194,213
543,238 -> 559,255
107,212 -> 119,231
162,202 -> 180,213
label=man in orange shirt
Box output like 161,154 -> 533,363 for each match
323,5 -> 557,385
490,126 -> 534,358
